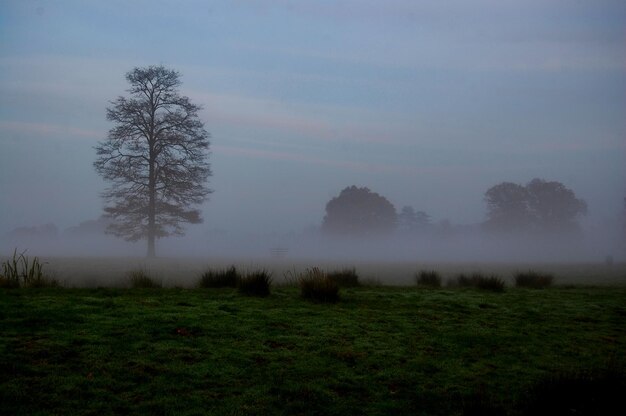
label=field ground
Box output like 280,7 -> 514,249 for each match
1,285 -> 625,415
30,256 -> 626,287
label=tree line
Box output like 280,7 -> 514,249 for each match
321,181 -> 587,237
92,65 -> 589,257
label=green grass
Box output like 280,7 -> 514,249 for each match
1,286 -> 625,415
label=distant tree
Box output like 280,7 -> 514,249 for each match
525,178 -> 587,232
94,66 -> 212,257
8,223 -> 59,240
484,178 -> 586,233
64,216 -> 111,236
484,182 -> 532,232
322,186 -> 397,236
398,206 -> 431,233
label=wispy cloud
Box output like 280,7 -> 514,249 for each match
224,0 -> 625,73
531,138 -> 626,152
193,91 -> 412,145
213,143 -> 478,176
0,120 -> 101,140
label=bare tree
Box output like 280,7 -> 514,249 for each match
94,66 -> 211,257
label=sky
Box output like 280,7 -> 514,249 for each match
0,0 -> 625,242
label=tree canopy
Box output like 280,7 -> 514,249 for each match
484,178 -> 587,234
94,65 -> 211,257
322,186 -> 397,237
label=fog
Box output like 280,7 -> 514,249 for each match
1,217 -> 623,264
1,1 -> 625,270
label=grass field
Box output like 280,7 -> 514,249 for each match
1,284 -> 625,415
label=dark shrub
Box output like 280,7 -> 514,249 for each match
416,270 -> 441,288
452,273 -> 505,292
474,275 -> 505,292
128,269 -> 161,288
238,270 -> 271,297
199,265 -> 240,288
327,268 -> 360,287
300,268 -> 339,303
515,270 -> 554,289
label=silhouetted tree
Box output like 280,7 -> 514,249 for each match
525,178 -> 587,232
322,186 -> 397,236
64,216 -> 112,236
8,223 -> 59,240
484,182 -> 532,232
484,178 -> 586,233
94,66 -> 212,257
398,206 -> 431,233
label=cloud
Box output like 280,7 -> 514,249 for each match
213,143 -> 478,176
531,138 -> 626,152
0,120 -> 101,140
223,0 -> 625,73
192,91 -> 412,146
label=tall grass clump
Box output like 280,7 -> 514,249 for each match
0,249 -> 57,288
416,270 -> 441,288
128,269 -> 161,288
475,275 -> 505,292
452,273 -> 505,292
238,270 -> 271,297
327,268 -> 360,287
515,270 -> 554,289
199,265 -> 240,288
300,267 -> 339,303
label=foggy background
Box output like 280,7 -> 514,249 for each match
1,0 -> 625,262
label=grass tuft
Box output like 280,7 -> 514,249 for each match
300,267 -> 340,303
238,270 -> 272,297
128,269 -> 161,288
452,273 -> 505,292
475,275 -> 505,292
416,270 -> 442,288
199,265 -> 240,288
327,268 -> 360,287
1,249 -> 57,288
515,270 -> 554,289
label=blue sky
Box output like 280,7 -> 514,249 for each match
1,0 -> 625,237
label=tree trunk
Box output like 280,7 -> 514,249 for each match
147,177 -> 156,258
147,230 -> 156,258
147,144 -> 157,258
147,97 -> 157,259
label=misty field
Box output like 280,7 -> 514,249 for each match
1,280 -> 625,415
34,256 -> 626,288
